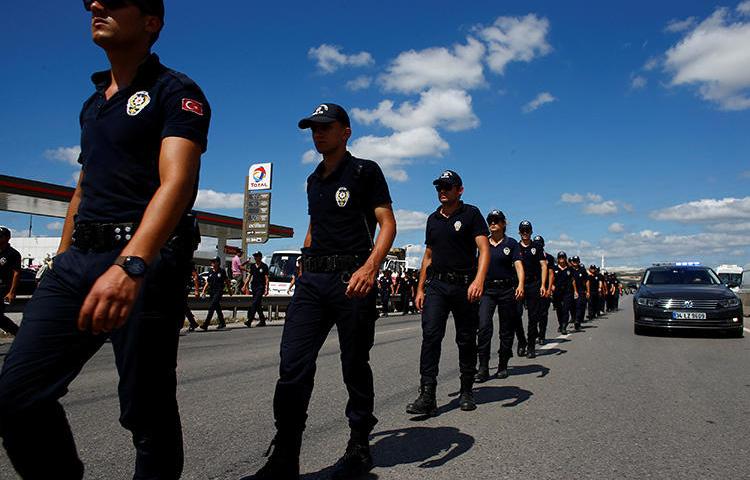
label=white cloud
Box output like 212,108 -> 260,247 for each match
308,44 -> 374,73
394,209 -> 429,231
522,91 -> 556,113
665,16 -> 697,33
380,38 -> 486,94
608,222 -> 625,233
346,75 -> 372,91
630,74 -> 647,89
561,193 -> 584,203
194,189 -> 244,210
706,221 -> 750,232
352,88 -> 479,132
583,201 -> 619,215
738,1 -> 750,15
664,7 -> 750,110
586,193 -> 603,202
349,127 -> 449,182
476,14 -> 552,74
651,196 -> 750,222
44,145 -> 81,166
643,56 -> 660,71
301,149 -> 321,165
46,221 -> 64,232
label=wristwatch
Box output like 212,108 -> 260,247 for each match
114,256 -> 148,278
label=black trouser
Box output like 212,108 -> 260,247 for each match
0,245 -> 186,479
574,296 -> 587,327
247,286 -> 266,322
614,293 -> 620,310
514,302 -> 527,348
477,285 -> 517,365
588,294 -> 599,319
554,293 -> 573,330
519,280 -> 543,346
401,290 -> 412,314
205,290 -> 226,327
274,271 -> 378,440
419,278 -> 478,386
380,289 -> 390,315
538,295 -> 551,340
184,305 -> 199,329
0,291 -> 19,336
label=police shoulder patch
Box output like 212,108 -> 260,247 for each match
126,91 -> 151,116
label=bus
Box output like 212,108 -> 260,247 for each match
268,250 -> 302,296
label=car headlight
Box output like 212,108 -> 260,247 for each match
636,298 -> 657,307
719,298 -> 741,308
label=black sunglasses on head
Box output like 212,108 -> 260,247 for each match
83,0 -> 131,11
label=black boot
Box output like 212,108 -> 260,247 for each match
474,360 -> 490,383
517,343 -> 527,357
331,432 -> 373,480
459,377 -> 476,411
496,358 -> 509,379
406,383 -> 437,416
250,434 -> 301,480
527,344 -> 536,359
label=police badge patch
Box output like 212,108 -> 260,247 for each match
531,248 -> 537,255
335,187 -> 350,207
0,257 -> 6,266
126,91 -> 151,116
503,247 -> 511,255
454,221 -> 462,232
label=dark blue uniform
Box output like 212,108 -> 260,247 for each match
378,274 -> 392,316
274,153 -> 391,444
588,270 -> 600,319
204,268 -> 228,328
538,252 -> 555,342
518,241 -> 546,346
0,54 -> 210,479
552,264 -> 575,332
571,266 -> 588,328
247,262 -> 269,324
420,202 -> 488,386
0,244 -> 22,335
477,236 -> 521,367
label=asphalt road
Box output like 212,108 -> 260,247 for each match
1,297 -> 748,479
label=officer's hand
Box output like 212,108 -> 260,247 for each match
586,293 -> 590,299
264,289 -> 269,297
415,290 -> 425,311
346,264 -> 377,298
540,287 -> 546,298
78,266 -> 143,335
3,292 -> 14,304
514,286 -> 524,301
467,280 -> 483,303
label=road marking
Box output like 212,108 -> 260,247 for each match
744,327 -> 750,334
376,326 -> 420,337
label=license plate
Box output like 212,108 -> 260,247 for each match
672,311 -> 707,320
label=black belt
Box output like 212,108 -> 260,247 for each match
432,271 -> 473,286
525,276 -> 540,285
72,222 -> 138,252
302,254 -> 366,273
485,278 -> 517,288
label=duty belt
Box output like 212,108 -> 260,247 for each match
485,278 -> 517,288
524,275 -> 541,285
302,254 -> 366,273
72,222 -> 138,252
432,271 -> 473,286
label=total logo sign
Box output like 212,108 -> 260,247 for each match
248,162 -> 272,191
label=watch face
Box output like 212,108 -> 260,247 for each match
125,257 -> 147,276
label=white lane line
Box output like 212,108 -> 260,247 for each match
744,327 -> 750,334
376,326 -> 420,337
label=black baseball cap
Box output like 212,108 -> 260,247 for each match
253,251 -> 263,258
533,234 -> 544,246
0,226 -> 10,239
298,103 -> 351,129
432,170 -> 463,188
519,220 -> 533,233
486,210 -> 506,223
211,256 -> 221,263
83,0 -> 165,21
570,255 -> 580,262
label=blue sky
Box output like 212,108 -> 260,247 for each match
1,0 -> 749,268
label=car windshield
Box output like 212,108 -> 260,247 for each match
269,253 -> 300,283
717,273 -> 742,287
644,268 -> 721,285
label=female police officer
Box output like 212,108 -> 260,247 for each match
552,252 -> 577,334
252,103 -> 396,480
517,221 -> 548,358
475,210 -> 524,382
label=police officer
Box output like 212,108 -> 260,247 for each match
201,257 -> 232,330
533,234 -> 555,345
378,269 -> 392,317
0,226 -> 21,336
252,103 -> 396,480
0,2 -> 210,477
517,221 -> 548,358
569,256 -> 588,329
406,170 -> 490,415
475,210 -> 524,382
552,252 -> 577,334
597,268 -> 607,315
184,261 -> 201,331
245,251 -> 269,327
587,264 -> 600,320
400,270 -> 415,315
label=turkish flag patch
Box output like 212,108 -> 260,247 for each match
182,98 -> 204,116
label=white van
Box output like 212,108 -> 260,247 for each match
268,250 -> 302,296
715,264 -> 743,293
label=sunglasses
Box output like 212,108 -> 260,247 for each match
83,0 -> 132,11
487,217 -> 504,225
519,229 -> 532,234
434,184 -> 454,192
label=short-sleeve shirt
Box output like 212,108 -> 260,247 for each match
77,54 -> 211,224
0,245 -> 22,289
425,202 -> 488,273
588,271 -> 600,292
571,266 -> 588,292
518,241 -> 545,283
207,268 -> 227,293
306,153 -> 391,256
545,253 -> 555,274
486,236 -> 522,281
231,255 -> 243,275
378,275 -> 391,293
248,262 -> 269,290
553,265 -> 575,296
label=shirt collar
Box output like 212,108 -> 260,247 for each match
434,201 -> 466,219
311,151 -> 352,181
90,53 -> 162,93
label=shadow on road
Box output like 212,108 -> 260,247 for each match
371,426 -> 474,468
536,347 -> 567,357
409,385 -> 531,420
510,363 -> 549,378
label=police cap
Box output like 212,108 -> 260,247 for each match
252,251 -> 263,258
570,255 -> 580,263
432,170 -> 462,188
0,226 -> 9,239
533,234 -> 544,246
519,220 -> 533,233
486,209 -> 506,223
298,103 -> 351,129
557,251 -> 567,259
211,256 -> 221,264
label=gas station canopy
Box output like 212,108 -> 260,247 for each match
0,174 -> 293,240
